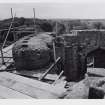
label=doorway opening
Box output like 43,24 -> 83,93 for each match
86,48 -> 105,69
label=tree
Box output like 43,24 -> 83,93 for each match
92,22 -> 104,29
40,22 -> 53,32
19,17 -> 25,26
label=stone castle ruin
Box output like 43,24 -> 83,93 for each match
12,30 -> 105,82
64,30 -> 105,81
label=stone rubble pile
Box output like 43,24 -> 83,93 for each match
60,76 -> 105,99
12,33 -> 54,70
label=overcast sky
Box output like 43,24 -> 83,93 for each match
0,2 -> 105,19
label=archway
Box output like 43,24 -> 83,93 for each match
86,48 -> 105,69
64,46 -> 105,82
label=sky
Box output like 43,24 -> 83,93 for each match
0,2 -> 105,19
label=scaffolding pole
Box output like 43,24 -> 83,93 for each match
0,49 -> 5,65
55,21 -> 58,37
53,21 -> 58,62
66,22 -> 69,34
11,8 -> 16,41
33,8 -> 36,35
0,9 -> 15,65
53,40 -> 56,63
2,15 -> 15,49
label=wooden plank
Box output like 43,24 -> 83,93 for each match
0,72 -> 66,97
38,57 -> 61,80
0,72 -> 66,94
53,71 -> 64,85
0,57 -> 13,58
0,76 -> 59,99
0,85 -> 32,99
14,70 -> 58,81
